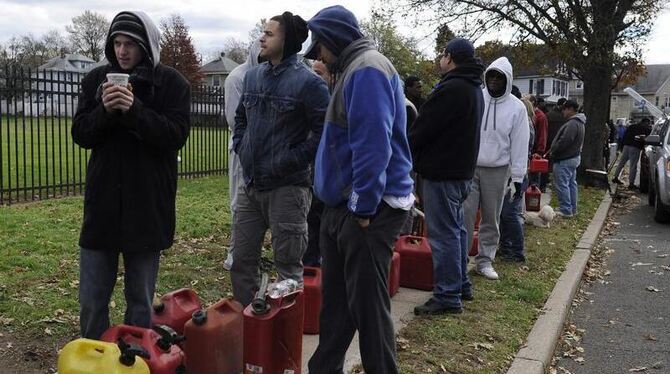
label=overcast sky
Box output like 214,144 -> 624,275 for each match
1,0 -> 668,64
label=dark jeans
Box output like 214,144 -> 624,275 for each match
423,179 -> 472,308
302,196 -> 325,267
308,203 -> 408,374
79,248 -> 161,339
498,178 -> 527,261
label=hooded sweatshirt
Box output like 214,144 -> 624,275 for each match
478,57 -> 530,183
409,62 -> 485,181
549,113 -> 586,161
72,11 -> 190,252
309,6 -> 414,217
224,40 -> 262,131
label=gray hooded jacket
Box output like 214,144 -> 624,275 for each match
549,113 -> 586,161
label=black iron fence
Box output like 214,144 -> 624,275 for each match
0,65 -> 229,205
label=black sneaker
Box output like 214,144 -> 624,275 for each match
462,291 -> 474,301
414,299 -> 463,315
628,184 -> 638,190
612,177 -> 623,185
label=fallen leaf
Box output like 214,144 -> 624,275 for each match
643,334 -> 657,341
646,286 -> 662,292
604,270 -> 612,276
633,263 -> 654,267
469,342 -> 494,351
110,300 -> 116,308
6,342 -> 12,349
0,316 -> 14,326
629,367 -> 647,372
651,361 -> 664,369
440,364 -> 447,372
44,327 -> 53,336
574,357 -> 585,363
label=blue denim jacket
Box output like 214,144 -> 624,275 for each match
233,55 -> 329,190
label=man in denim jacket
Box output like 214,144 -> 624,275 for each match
231,12 -> 329,306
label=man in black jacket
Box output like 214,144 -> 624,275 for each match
409,38 -> 484,315
612,117 -> 652,189
71,11 -> 190,339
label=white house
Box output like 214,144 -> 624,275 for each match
199,52 -> 239,88
513,63 -> 571,103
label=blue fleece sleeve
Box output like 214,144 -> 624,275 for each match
344,67 -> 395,217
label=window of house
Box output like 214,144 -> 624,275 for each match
576,81 -> 583,89
529,79 -> 534,94
561,81 -> 567,96
656,96 -> 659,107
537,79 -> 544,95
213,75 -> 220,87
665,97 -> 670,108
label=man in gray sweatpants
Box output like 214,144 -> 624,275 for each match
464,57 -> 529,281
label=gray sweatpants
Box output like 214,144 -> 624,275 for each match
230,184 -> 311,306
464,166 -> 510,269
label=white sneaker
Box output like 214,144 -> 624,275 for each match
477,266 -> 499,280
555,210 -> 574,219
223,252 -> 233,271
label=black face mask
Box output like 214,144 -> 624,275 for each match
486,71 -> 506,98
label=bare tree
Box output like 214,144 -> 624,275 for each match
394,0 -> 665,175
221,37 -> 248,64
66,10 -> 110,62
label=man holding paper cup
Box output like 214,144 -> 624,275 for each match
71,11 -> 190,339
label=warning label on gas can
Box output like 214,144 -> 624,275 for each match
283,370 -> 295,374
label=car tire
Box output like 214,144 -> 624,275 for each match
653,182 -> 670,223
639,172 -> 649,193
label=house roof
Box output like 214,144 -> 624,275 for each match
200,53 -> 239,74
629,64 -> 670,94
38,54 -> 95,72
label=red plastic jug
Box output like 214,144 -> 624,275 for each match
394,235 -> 433,290
152,288 -> 202,335
388,251 -> 401,297
525,185 -> 542,212
529,157 -> 549,173
303,267 -> 322,335
183,298 -> 244,374
469,231 -> 479,257
100,324 -> 185,374
243,291 -> 305,374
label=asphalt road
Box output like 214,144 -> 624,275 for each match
555,192 -> 670,373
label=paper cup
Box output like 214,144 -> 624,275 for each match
106,73 -> 129,87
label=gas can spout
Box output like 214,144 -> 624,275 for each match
251,273 -> 271,315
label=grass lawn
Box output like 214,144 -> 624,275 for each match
0,175 -> 232,342
396,186 -> 605,373
0,115 -> 230,202
0,177 -> 605,373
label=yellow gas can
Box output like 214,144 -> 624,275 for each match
58,338 -> 150,374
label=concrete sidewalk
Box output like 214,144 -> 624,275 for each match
300,190 -> 554,373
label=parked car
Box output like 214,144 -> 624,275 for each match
644,118 -> 670,223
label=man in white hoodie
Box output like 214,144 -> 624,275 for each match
464,57 -> 530,280
222,41 -> 262,270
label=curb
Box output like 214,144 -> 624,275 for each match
506,190 -> 613,374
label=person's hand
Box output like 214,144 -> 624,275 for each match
102,82 -> 134,113
532,153 -> 542,159
357,218 -> 370,228
513,182 -> 523,200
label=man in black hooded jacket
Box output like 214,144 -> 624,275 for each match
409,38 -> 484,315
72,11 -> 190,339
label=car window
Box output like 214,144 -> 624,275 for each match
662,121 -> 670,145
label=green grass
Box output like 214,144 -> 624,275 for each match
396,186 -> 605,373
0,175 -> 232,340
0,116 -> 230,202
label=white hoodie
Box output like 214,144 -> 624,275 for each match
477,57 -> 530,183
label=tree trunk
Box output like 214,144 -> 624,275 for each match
579,61 -> 611,186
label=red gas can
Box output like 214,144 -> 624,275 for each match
475,209 -> 481,230
394,235 -> 433,290
529,157 -> 549,173
183,298 -> 244,374
243,291 -> 305,374
303,267 -> 322,335
525,185 -> 542,212
388,251 -> 401,297
152,288 -> 202,335
100,324 -> 186,374
469,231 -> 479,257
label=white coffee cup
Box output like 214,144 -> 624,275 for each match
106,73 -> 129,87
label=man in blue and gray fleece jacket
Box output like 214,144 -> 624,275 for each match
304,5 -> 414,374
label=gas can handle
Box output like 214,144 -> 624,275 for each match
274,289 -> 302,310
